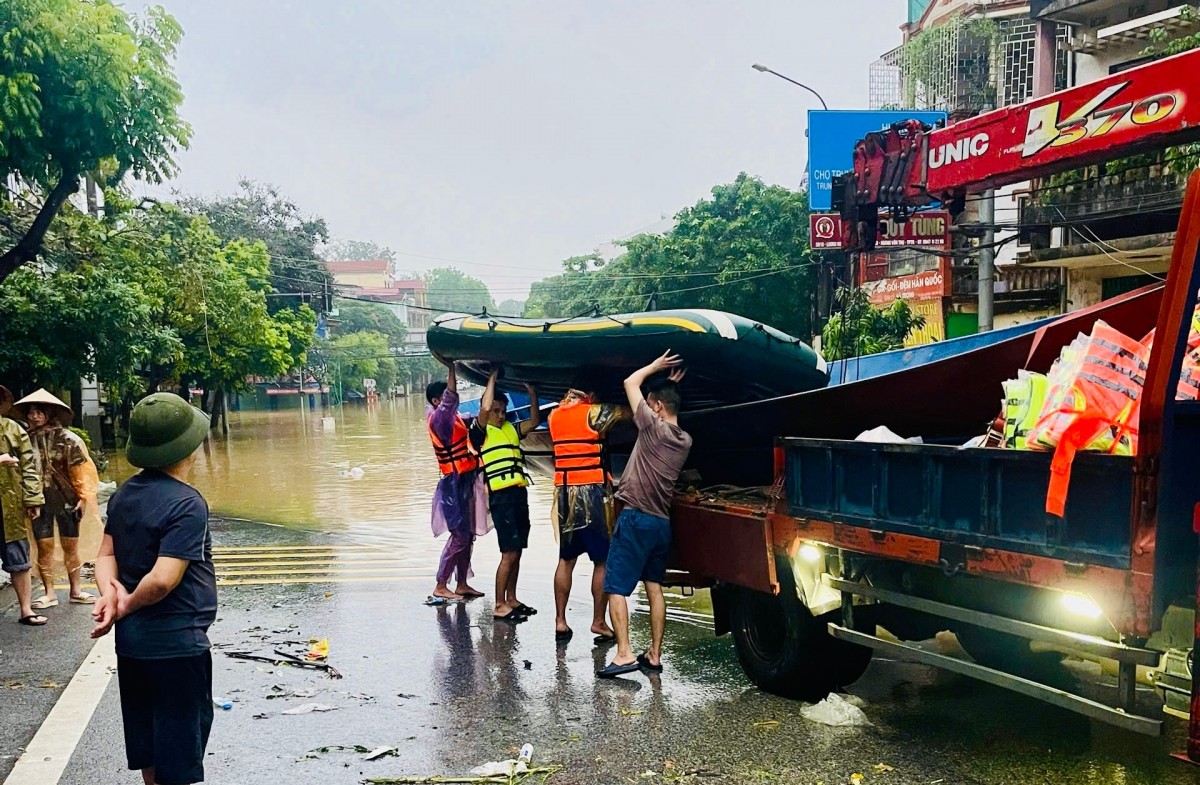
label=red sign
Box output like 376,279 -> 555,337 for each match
924,47 -> 1200,194
810,211 -> 950,250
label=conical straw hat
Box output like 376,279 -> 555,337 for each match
13,388 -> 73,425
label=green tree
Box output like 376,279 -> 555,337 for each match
321,238 -> 395,264
334,298 -> 407,344
496,298 -> 525,317
180,180 -> 331,310
328,330 -> 397,394
0,0 -> 190,282
523,174 -> 818,337
820,286 -> 926,360
425,266 -> 495,315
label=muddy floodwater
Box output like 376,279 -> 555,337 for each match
105,397 -> 712,620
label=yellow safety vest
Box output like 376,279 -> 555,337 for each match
480,421 -> 528,492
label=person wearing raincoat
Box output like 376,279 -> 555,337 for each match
14,389 -> 101,609
0,384 -> 47,626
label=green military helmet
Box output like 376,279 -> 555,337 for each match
126,393 -> 210,469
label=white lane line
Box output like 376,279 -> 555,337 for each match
4,634 -> 116,785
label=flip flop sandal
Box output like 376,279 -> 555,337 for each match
31,596 -> 58,610
493,612 -> 527,624
514,603 -> 538,615
593,633 -> 617,646
637,652 -> 664,673
18,615 -> 48,626
554,629 -> 574,642
69,592 -> 97,605
596,661 -> 640,678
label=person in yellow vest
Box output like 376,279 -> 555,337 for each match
470,369 -> 541,623
548,376 -> 630,643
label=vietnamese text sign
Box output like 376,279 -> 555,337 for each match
904,299 -> 946,347
807,109 -> 947,210
862,266 -> 948,305
809,211 -> 951,250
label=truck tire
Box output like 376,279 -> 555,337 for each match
728,562 -> 872,701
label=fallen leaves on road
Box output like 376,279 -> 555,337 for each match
873,763 -> 895,773
849,774 -> 864,785
619,707 -> 643,716
751,720 -> 780,731
4,681 -> 23,690
282,702 -> 338,715
39,680 -> 62,689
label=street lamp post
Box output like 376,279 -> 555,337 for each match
751,63 -> 829,110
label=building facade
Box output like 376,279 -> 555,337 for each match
326,260 -> 431,351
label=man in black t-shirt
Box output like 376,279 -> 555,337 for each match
92,393 -> 214,785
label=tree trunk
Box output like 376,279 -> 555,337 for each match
0,172 -> 80,284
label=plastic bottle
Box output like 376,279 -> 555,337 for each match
518,744 -> 533,764
213,696 -> 233,710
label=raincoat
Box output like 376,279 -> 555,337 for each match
28,424 -> 101,533
0,416 -> 44,543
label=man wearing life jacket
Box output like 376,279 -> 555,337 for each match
469,368 -> 541,623
548,376 -> 630,643
427,362 -> 489,602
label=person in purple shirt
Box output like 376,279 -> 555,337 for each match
426,362 -> 490,601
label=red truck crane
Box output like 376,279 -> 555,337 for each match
668,45 -> 1200,761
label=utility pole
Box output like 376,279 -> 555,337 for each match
978,188 -> 995,332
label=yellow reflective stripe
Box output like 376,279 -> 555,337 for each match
459,316 -> 708,334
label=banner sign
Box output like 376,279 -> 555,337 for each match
862,264 -> 949,305
903,299 -> 946,347
808,109 -> 948,210
923,46 -> 1200,193
810,211 -> 951,250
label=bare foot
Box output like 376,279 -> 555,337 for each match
455,584 -> 484,598
591,621 -> 614,638
432,586 -> 458,600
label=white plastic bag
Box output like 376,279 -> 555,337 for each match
800,693 -> 871,727
854,425 -> 922,445
469,760 -> 529,777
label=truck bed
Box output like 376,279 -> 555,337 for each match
781,437 -> 1134,569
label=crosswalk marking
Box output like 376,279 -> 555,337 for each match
209,542 -> 417,586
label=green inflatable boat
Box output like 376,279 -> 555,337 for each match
427,308 -> 828,408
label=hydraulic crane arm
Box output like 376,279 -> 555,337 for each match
839,47 -> 1200,250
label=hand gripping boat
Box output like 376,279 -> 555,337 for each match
427,308 -> 830,408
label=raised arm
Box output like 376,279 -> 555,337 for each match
519,383 -> 541,438
446,361 -> 458,394
481,368 -> 498,416
623,350 -> 683,411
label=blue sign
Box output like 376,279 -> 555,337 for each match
807,110 -> 947,210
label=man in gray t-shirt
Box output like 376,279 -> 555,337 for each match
598,351 -> 692,679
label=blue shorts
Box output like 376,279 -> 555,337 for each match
602,508 -> 671,596
559,523 -> 610,564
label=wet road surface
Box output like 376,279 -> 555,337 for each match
48,518 -> 1198,785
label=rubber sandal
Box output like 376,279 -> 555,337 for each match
69,592 -> 97,605
637,652 -> 664,673
593,633 -> 616,646
555,629 -> 574,642
493,612 -> 527,624
596,661 -> 640,678
515,603 -> 538,616
18,615 -> 48,626
31,596 -> 58,610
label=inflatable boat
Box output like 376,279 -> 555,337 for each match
428,308 -> 828,408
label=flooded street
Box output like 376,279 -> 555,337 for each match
42,401 -> 1182,784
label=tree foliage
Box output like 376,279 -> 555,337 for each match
334,298 -> 407,345
327,330 -> 396,395
180,180 -> 331,310
424,266 -> 495,315
0,0 -> 190,282
321,238 -> 395,264
820,286 -> 926,361
0,196 -> 315,397
524,174 -> 817,337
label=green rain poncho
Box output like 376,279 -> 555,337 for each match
1,416 -> 45,543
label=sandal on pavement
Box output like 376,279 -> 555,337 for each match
637,652 -> 664,673
69,592 -> 97,605
593,633 -> 616,646
31,596 -> 58,610
554,628 -> 574,642
18,615 -> 48,626
596,661 -> 640,678
514,603 -> 538,616
493,611 -> 527,624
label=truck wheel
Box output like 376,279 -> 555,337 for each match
728,563 -> 872,701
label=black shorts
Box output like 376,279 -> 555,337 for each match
2,538 -> 31,573
490,485 -> 530,554
31,502 -> 79,540
118,652 -> 214,785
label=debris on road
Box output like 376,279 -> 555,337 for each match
281,702 -> 338,715
265,686 -> 318,700
224,649 -> 343,678
800,694 -> 871,727
306,637 -> 329,661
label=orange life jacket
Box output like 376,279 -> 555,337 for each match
428,413 -> 478,476
548,400 -> 607,486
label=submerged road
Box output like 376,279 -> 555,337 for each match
5,519 -> 1184,785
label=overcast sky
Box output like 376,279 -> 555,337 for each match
145,1 -> 904,302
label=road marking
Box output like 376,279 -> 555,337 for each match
217,574 -> 430,586
3,634 -> 116,785
212,558 -> 421,568
212,544 -> 384,552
